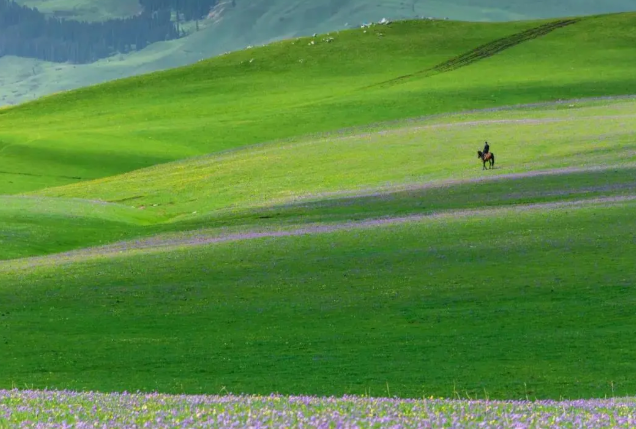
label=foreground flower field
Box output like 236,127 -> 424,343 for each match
2,390 -> 635,428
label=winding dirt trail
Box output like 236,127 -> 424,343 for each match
2,195 -> 634,273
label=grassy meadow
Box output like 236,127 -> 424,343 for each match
2,13 -> 636,195
2,197 -> 636,398
4,0 -> 635,110
1,11 -> 636,407
0,99 -> 634,259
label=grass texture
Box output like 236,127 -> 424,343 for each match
1,198 -> 635,398
1,13 -> 636,402
4,0 -> 635,107
0,99 -> 631,260
1,13 -> 636,194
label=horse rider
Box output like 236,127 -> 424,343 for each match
483,141 -> 490,157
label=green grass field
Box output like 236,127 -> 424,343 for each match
4,0 -> 635,108
0,100 -> 634,260
1,12 -> 636,401
2,197 -> 636,398
2,13 -> 636,196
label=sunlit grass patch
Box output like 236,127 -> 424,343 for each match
0,99 -> 632,260
2,13 -> 636,194
35,100 -> 636,218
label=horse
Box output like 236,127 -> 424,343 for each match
477,150 -> 495,170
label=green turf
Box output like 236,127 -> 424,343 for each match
2,13 -> 636,401
34,100 -> 636,217
2,13 -> 636,195
3,164 -> 636,261
4,0 -> 636,108
0,100 -> 632,260
0,196 -> 160,260
2,198 -> 635,399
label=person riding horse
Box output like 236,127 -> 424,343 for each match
477,141 -> 495,170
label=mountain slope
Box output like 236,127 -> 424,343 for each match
14,0 -> 636,22
17,0 -> 139,21
2,10 -> 636,401
4,98 -> 632,259
3,190 -> 636,398
2,13 -> 636,195
3,0 -> 636,106
33,100 -> 636,219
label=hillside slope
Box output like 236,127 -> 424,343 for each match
4,99 -> 633,260
15,0 -> 636,22
3,103 -> 636,399
2,11 -> 636,401
203,0 -> 636,22
34,101 -> 636,218
3,0 -> 636,106
1,13 -> 636,195
2,188 -> 636,398
17,0 -> 139,21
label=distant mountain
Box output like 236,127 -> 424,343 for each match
2,0 -> 635,106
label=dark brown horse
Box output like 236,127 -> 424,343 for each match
477,151 -> 495,170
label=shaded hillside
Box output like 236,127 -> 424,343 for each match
1,13 -> 636,195
1,7 -> 636,401
2,100 -> 636,395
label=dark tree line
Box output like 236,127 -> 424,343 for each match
0,0 -> 218,64
140,0 -> 219,21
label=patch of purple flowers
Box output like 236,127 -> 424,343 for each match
1,390 -> 636,428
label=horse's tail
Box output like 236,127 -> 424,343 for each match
491,153 -> 495,165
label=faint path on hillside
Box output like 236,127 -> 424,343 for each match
2,194 -> 635,272
369,19 -> 580,88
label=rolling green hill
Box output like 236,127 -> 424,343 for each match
3,0 -> 636,107
2,189 -> 636,398
2,13 -> 636,196
2,99 -> 634,260
1,12 -> 636,400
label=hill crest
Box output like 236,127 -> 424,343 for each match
3,0 -> 636,106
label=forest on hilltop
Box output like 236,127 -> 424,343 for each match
0,0 -> 218,63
